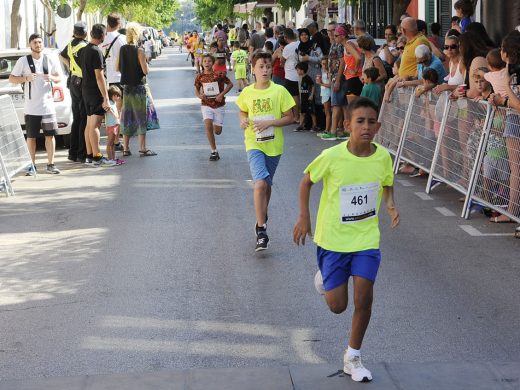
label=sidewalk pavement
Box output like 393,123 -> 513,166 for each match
1,362 -> 518,390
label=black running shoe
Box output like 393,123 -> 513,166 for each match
255,231 -> 269,252
209,151 -> 220,161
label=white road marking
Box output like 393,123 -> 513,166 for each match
396,179 -> 414,187
459,225 -> 515,237
414,192 -> 433,200
435,207 -> 456,217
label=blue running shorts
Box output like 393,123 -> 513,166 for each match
247,149 -> 281,187
317,247 -> 381,291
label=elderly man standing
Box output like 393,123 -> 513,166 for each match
399,17 -> 431,79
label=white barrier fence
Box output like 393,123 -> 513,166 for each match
0,95 -> 34,196
378,87 -> 520,224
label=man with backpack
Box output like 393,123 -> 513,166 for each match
60,21 -> 88,163
100,13 -> 126,151
9,33 -> 62,175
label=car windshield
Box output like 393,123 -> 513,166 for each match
0,57 -> 21,79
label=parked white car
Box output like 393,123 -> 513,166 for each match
0,48 -> 72,146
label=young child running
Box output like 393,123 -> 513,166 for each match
231,41 -> 248,92
293,97 -> 400,383
236,50 -> 295,251
194,54 -> 233,161
105,85 -> 125,165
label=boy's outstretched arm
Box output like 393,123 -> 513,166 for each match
293,173 -> 314,245
383,186 -> 400,228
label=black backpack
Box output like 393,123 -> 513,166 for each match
25,54 -> 49,99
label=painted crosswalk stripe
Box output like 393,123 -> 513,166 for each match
414,192 -> 433,200
459,225 -> 514,237
435,207 -> 456,217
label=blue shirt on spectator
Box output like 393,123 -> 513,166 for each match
418,55 -> 447,83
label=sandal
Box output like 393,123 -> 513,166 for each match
489,215 -> 513,223
123,150 -> 131,156
139,149 -> 157,156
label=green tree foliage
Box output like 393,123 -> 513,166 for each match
84,0 -> 180,28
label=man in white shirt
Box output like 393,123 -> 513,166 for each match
100,13 -> 126,150
281,27 -> 300,118
9,33 -> 62,175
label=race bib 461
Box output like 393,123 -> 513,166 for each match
339,182 -> 379,224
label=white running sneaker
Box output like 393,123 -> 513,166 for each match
314,270 -> 325,295
343,354 -> 372,382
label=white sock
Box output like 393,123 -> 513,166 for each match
347,346 -> 361,358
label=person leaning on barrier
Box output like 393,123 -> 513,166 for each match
396,44 -> 446,89
60,21 -> 88,163
9,33 -> 62,175
488,30 -> 520,223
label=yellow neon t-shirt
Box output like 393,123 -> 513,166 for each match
231,49 -> 247,68
236,81 -> 295,156
399,34 -> 431,79
304,141 -> 394,253
193,41 -> 205,57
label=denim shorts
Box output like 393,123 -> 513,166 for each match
247,149 -> 281,187
317,247 -> 381,291
331,76 -> 348,107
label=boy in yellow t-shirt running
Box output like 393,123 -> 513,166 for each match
231,41 -> 248,92
236,50 -> 295,252
293,97 -> 400,383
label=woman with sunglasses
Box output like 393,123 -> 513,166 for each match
433,35 -> 463,95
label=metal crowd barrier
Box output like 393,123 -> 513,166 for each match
385,86 -> 520,224
376,87 -> 414,168
0,95 -> 34,196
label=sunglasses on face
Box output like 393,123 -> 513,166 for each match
397,46 -> 405,50
444,44 -> 458,50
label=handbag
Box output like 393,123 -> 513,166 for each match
146,85 -> 160,130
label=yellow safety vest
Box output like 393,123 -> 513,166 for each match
67,40 -> 87,77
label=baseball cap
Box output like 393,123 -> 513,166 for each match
73,21 -> 87,35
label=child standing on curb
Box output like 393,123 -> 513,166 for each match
105,85 -> 124,165
236,50 -> 295,251
293,97 -> 400,383
194,54 -> 233,161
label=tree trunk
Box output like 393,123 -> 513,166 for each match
316,0 -> 331,30
77,0 -> 87,21
40,0 -> 56,48
392,0 -> 412,25
10,0 -> 22,48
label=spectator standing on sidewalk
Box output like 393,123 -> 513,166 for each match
282,28 -> 300,120
80,24 -> 115,167
60,22 -> 88,164
100,13 -> 126,151
399,17 -> 431,80
117,22 -> 157,157
9,33 -> 62,175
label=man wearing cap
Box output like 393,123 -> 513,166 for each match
60,21 -> 88,163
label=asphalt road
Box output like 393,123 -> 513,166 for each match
0,48 -> 518,381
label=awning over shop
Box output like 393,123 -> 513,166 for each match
233,0 -> 277,13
